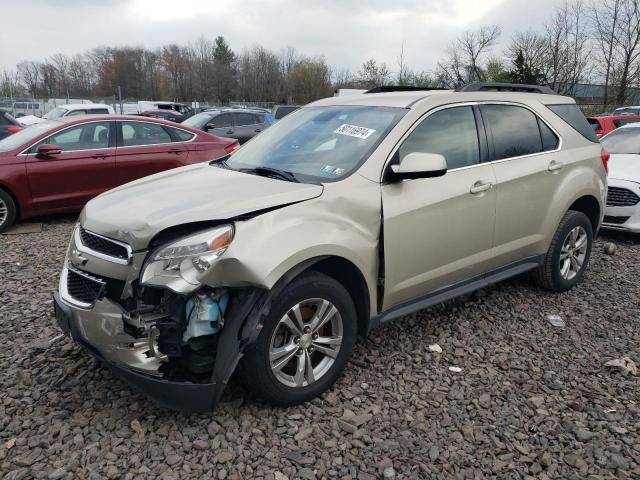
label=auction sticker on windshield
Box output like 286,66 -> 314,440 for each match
334,124 -> 376,139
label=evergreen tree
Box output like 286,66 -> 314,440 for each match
212,36 -> 237,104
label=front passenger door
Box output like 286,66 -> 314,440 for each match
25,121 -> 117,211
381,106 -> 497,310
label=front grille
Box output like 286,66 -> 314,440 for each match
79,226 -> 129,261
66,268 -> 106,305
603,215 -> 630,225
607,187 -> 640,207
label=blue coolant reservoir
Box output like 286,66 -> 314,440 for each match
183,291 -> 229,342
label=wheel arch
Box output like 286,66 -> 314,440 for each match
568,194 -> 601,233
266,255 -> 373,338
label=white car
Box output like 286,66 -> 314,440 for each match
18,104 -> 116,126
614,106 -> 640,116
601,123 -> 640,233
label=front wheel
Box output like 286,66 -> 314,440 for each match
532,210 -> 593,292
241,271 -> 357,407
0,189 -> 17,233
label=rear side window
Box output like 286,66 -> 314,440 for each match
547,104 -> 598,142
481,105 -> 544,160
538,119 -> 559,151
167,127 -> 195,142
87,109 -> 109,115
121,121 -> 172,146
587,118 -> 602,131
400,106 -> 480,170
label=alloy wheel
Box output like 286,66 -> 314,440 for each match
0,198 -> 7,227
559,226 -> 588,280
269,298 -> 343,388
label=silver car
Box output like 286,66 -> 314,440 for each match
54,85 -> 607,411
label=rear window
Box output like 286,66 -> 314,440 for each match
614,118 -> 640,128
548,104 -> 598,142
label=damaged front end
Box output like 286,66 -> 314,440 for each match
54,223 -> 266,412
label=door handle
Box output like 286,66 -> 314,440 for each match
548,160 -> 564,172
92,153 -> 107,159
255,128 -> 262,133
470,181 -> 493,194
168,149 -> 180,154
226,130 -> 234,135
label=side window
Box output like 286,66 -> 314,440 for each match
233,112 -> 257,126
87,109 -> 109,115
121,121 -> 172,146
615,118 -> 640,128
45,121 -> 111,152
67,110 -> 86,116
399,106 -> 480,170
254,113 -> 265,124
481,105 -> 543,160
538,118 -> 559,151
208,114 -> 232,128
168,127 -> 195,142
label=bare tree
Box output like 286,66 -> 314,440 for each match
436,25 -> 501,87
397,41 -> 408,85
544,0 -> 592,95
611,0 -> 640,104
591,0 -> 622,108
17,61 -> 41,98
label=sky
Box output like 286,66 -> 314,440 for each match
2,0 -> 562,75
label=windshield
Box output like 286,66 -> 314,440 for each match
601,128 -> 640,154
0,120 -> 59,152
182,112 -> 214,129
224,105 -> 405,182
43,107 -> 69,119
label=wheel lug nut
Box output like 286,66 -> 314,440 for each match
312,333 -> 318,340
297,348 -> 303,355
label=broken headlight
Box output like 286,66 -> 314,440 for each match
141,225 -> 234,293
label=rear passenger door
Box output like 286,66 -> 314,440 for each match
115,120 -> 188,184
232,112 -> 262,144
480,103 -> 562,267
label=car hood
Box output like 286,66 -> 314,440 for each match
81,163 -> 323,250
608,154 -> 640,182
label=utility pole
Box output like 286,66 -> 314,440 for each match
117,86 -> 123,114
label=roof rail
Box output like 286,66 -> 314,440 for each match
456,82 -> 557,95
365,86 -> 448,94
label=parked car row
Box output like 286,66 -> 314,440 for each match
182,107 -> 276,144
50,83 -> 611,411
0,115 -> 238,232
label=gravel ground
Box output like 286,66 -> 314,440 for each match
1,216 -> 639,480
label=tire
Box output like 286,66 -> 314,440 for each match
241,271 -> 357,407
0,189 -> 17,233
532,210 -> 593,292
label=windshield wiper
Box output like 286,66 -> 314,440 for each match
240,167 -> 300,183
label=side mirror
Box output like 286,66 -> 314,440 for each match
205,124 -> 215,132
390,152 -> 447,180
37,143 -> 62,157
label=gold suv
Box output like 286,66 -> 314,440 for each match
54,84 -> 607,411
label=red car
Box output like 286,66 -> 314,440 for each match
0,115 -> 238,232
587,115 -> 640,137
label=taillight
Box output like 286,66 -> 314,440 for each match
601,148 -> 610,174
7,126 -> 21,134
224,141 -> 240,154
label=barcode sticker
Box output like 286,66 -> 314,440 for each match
334,124 -> 376,139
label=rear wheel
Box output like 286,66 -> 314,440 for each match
0,189 -> 17,233
533,210 -> 593,292
241,271 -> 357,407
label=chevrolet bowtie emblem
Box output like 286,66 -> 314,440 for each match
71,250 -> 88,267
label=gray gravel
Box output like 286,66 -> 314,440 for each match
1,216 -> 639,479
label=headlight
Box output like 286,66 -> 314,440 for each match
141,225 -> 234,292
